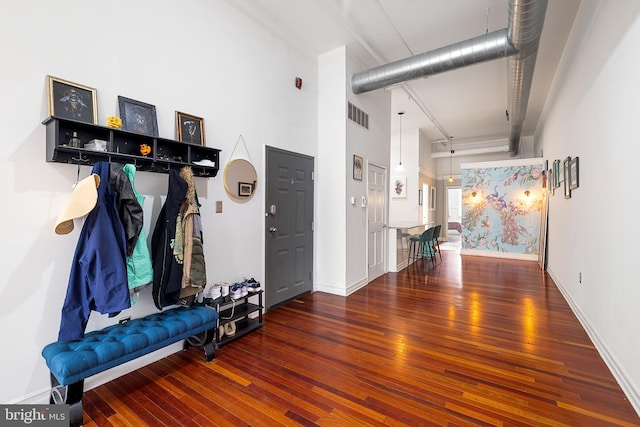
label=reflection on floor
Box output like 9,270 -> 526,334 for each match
439,229 -> 461,251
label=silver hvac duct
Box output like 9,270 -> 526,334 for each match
351,29 -> 517,94
506,0 -> 548,154
350,0 -> 548,155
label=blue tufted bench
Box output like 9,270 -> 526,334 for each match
42,305 -> 218,427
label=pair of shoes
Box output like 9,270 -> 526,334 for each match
243,277 -> 261,293
230,283 -> 248,300
218,323 -> 236,338
203,283 -> 225,306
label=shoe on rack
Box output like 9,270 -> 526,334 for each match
240,282 -> 248,297
244,277 -> 261,293
220,282 -> 229,297
231,283 -> 243,300
224,321 -> 237,337
203,282 -> 225,306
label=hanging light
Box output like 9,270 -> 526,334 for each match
447,136 -> 454,183
395,111 -> 405,172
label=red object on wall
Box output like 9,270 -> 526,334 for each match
295,77 -> 302,89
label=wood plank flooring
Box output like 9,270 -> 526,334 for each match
82,251 -> 640,426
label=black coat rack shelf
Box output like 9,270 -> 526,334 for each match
43,116 -> 221,177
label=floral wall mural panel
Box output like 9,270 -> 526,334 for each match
461,163 -> 543,255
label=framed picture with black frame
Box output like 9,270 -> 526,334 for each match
175,111 -> 205,146
118,96 -> 159,137
430,186 -> 436,210
563,156 -> 572,199
46,75 -> 98,124
553,159 -> 561,188
353,154 -> 363,180
238,181 -> 253,197
569,156 -> 579,190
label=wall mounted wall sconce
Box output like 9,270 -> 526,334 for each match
524,190 -> 530,197
471,191 -> 477,198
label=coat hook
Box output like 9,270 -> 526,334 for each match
71,152 -> 90,163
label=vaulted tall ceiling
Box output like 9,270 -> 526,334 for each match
229,0 -> 581,156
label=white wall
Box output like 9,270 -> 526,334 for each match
316,47 -> 348,294
389,127 -> 421,223
0,0 -> 318,403
345,51 -> 390,292
536,0 -> 640,412
316,46 -> 391,296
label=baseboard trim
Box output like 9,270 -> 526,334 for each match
460,249 -> 538,261
547,268 -> 640,416
14,344 -> 183,404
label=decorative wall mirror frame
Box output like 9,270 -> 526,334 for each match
223,158 -> 257,201
223,135 -> 257,202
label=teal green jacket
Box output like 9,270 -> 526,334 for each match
123,164 -> 154,303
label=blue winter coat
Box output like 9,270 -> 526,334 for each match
57,162 -> 131,341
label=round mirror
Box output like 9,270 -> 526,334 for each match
223,158 -> 257,201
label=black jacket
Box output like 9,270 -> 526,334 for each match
151,169 -> 187,309
109,162 -> 143,257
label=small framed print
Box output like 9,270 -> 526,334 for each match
553,159 -> 561,188
46,75 -> 98,124
418,189 -> 423,206
118,96 -> 159,137
392,175 -> 407,198
563,156 -> 572,199
176,111 -> 205,146
569,156 -> 579,190
430,186 -> 436,210
238,181 -> 253,197
353,154 -> 363,181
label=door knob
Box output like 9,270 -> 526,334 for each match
269,227 -> 277,233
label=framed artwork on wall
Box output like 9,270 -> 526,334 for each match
563,156 -> 572,199
418,189 -> 423,205
118,96 -> 159,137
46,75 -> 98,124
176,111 -> 205,145
430,186 -> 436,210
238,182 -> 253,197
553,159 -> 561,188
353,154 -> 363,181
569,156 -> 579,190
391,175 -> 406,198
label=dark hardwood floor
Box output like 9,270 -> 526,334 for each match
82,251 -> 640,426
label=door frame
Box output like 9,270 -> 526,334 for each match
367,161 -> 388,280
264,146 -> 314,311
444,185 -> 461,242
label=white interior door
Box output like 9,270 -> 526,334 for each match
368,163 -> 387,280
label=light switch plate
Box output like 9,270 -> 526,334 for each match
216,201 -> 223,213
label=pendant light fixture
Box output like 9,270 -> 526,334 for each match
448,136 -> 455,183
395,111 -> 405,172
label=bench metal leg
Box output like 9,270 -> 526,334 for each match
50,373 -> 84,427
183,328 -> 216,361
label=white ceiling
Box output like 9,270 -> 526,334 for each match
229,0 -> 581,154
